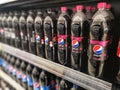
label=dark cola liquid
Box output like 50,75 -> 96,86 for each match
57,12 -> 71,66
88,20 -> 113,77
27,11 -> 36,54
44,11 -> 57,61
35,12 -> 45,58
19,12 -> 29,52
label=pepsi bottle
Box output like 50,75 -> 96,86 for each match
6,54 -> 11,74
34,10 -> 45,58
71,5 -> 88,71
21,61 -> 27,89
40,70 -> 51,90
15,59 -> 22,85
19,11 -> 29,51
9,56 -> 15,78
7,12 -> 13,45
0,13 -> 4,42
27,10 -> 36,54
55,77 -> 60,90
32,67 -> 40,90
26,64 -> 34,90
88,2 -> 114,77
2,13 -> 8,44
44,9 -> 57,61
12,11 -> 21,48
57,6 -> 71,66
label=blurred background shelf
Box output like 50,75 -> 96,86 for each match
0,42 -> 112,90
0,69 -> 25,90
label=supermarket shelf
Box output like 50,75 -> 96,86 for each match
0,43 -> 112,90
0,69 -> 25,90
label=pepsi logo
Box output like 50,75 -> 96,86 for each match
36,34 -> 40,41
58,38 -> 64,45
34,82 -> 40,88
72,40 -> 79,48
22,74 -> 27,79
45,36 -> 49,43
93,45 -> 103,55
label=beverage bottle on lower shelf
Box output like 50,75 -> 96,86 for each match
71,5 -> 89,71
32,67 -> 40,90
1,52 -> 7,72
6,54 -> 11,74
35,10 -> 45,58
59,79 -> 72,90
15,58 -> 22,85
44,9 -> 57,61
26,64 -> 34,90
2,13 -> 8,44
27,10 -> 36,54
12,11 -> 21,48
0,13 -> 4,42
19,11 -> 29,52
40,70 -> 51,90
88,2 -> 114,77
9,56 -> 15,78
57,6 -> 71,66
21,61 -> 28,89
55,77 -> 60,90
7,12 -> 13,45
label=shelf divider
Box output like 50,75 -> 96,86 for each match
0,43 -> 112,90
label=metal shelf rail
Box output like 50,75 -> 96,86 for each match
0,43 -> 112,90
0,69 -> 25,90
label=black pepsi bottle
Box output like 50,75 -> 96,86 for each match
21,61 -> 27,89
19,11 -> 29,51
71,5 -> 88,71
2,13 -> 8,44
26,64 -> 34,90
32,67 -> 40,90
12,11 -> 21,48
57,6 -> 71,66
34,10 -> 45,58
88,2 -> 114,77
27,10 -> 36,54
40,70 -> 51,90
7,12 -> 13,45
15,58 -> 22,85
44,9 -> 57,61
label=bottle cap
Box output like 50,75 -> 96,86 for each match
106,4 -> 112,9
86,6 -> 91,11
97,2 -> 107,9
61,6 -> 67,12
76,5 -> 84,10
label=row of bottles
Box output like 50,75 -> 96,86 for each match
0,2 -> 116,78
0,51 -> 83,90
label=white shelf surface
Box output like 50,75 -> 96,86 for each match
0,43 -> 112,90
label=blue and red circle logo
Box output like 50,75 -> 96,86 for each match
93,45 -> 103,55
36,34 -> 40,41
34,82 -> 40,88
45,36 -> 49,43
72,40 -> 79,48
58,38 -> 64,45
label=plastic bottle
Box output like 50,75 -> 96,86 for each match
0,13 -> 4,42
35,10 -> 45,58
57,6 -> 71,66
21,61 -> 28,89
88,2 -> 114,77
19,11 -> 29,52
44,9 -> 57,61
7,12 -> 13,45
71,5 -> 88,71
12,11 -> 21,48
32,67 -> 40,90
26,64 -> 34,90
27,10 -> 36,54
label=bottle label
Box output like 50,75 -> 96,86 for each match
41,86 -> 50,90
17,71 -> 22,79
90,40 -> 109,61
27,76 -> 33,86
71,36 -> 83,53
55,84 -> 59,90
45,36 -> 49,45
8,65 -> 13,73
34,82 -> 40,90
12,68 -> 17,76
0,28 -> 4,34
22,73 -> 27,83
36,34 -> 41,42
